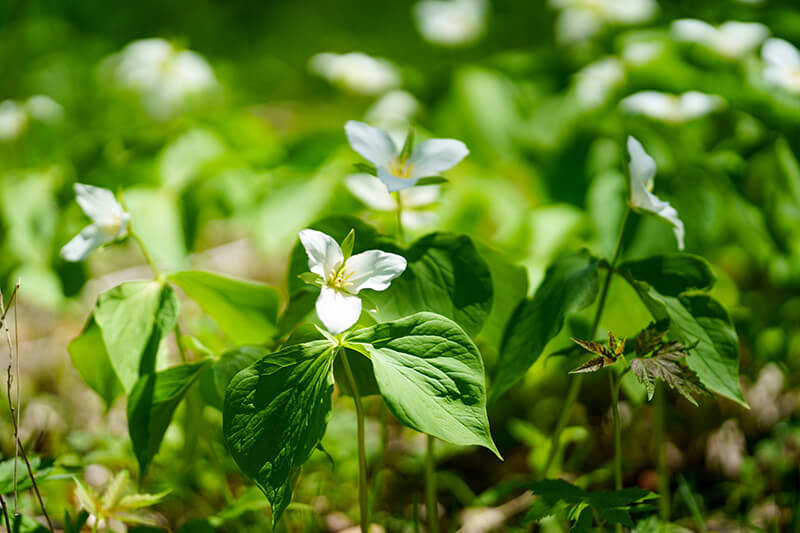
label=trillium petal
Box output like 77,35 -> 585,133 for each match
60,224 -> 110,262
377,166 -> 418,192
680,92 -> 722,119
346,174 -> 397,211
671,18 -> 715,42
408,139 -> 469,178
621,91 -> 675,121
299,229 -> 344,279
345,250 -> 407,293
627,136 -> 656,207
345,120 -> 398,167
316,286 -> 362,334
74,183 -> 124,226
762,38 -> 800,70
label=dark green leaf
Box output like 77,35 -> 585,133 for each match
333,348 -> 379,397
526,479 -> 587,504
94,281 -> 179,392
68,315 -> 124,410
127,361 -> 209,476
588,487 -> 652,508
168,271 -> 279,344
199,347 -> 268,409
11,514 -> 48,533
0,457 -> 55,494
620,254 -> 715,297
371,232 -> 493,338
492,250 -> 600,402
415,176 -> 448,186
223,341 -> 336,526
347,313 -> 499,456
352,162 -> 377,175
570,507 -> 593,533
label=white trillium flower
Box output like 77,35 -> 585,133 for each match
627,136 -> 684,250
621,91 -> 723,124
413,0 -> 488,47
346,173 -> 440,229
0,100 -> 28,140
671,19 -> 769,60
309,52 -> 401,96
25,95 -> 64,123
345,120 -> 469,193
550,0 -> 658,44
61,184 -> 131,262
572,57 -> 625,110
110,38 -> 217,120
299,229 -> 407,334
762,38 -> 800,94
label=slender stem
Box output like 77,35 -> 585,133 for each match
174,322 -> 188,363
541,207 -> 631,478
655,384 -> 670,520
129,230 -> 161,279
0,493 -> 11,533
609,374 -> 622,491
16,437 -> 55,532
340,350 -> 370,533
425,435 -> 439,533
393,192 -> 406,245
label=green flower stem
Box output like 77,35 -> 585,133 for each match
542,207 -> 631,477
393,191 -> 406,245
129,230 -> 161,280
655,383 -> 670,520
609,372 -> 622,491
340,349 -> 370,533
425,435 -> 439,533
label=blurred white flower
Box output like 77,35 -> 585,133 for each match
110,38 -> 217,120
345,120 -> 468,192
413,0 -> 488,47
309,52 -> 401,96
621,90 -> 723,123
25,95 -> 64,123
572,57 -> 625,110
550,0 -> 658,44
671,19 -> 769,59
299,229 -> 406,333
627,136 -> 685,250
61,183 -> 131,261
0,100 -> 28,140
762,38 -> 800,94
706,419 -> 745,478
346,173 -> 440,229
622,41 -> 665,65
365,90 -> 420,130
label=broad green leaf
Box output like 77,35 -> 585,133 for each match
524,478 -> 587,522
94,281 -> 179,392
168,271 -> 279,344
199,346 -> 268,409
371,233 -> 493,338
223,341 -> 336,526
68,315 -> 124,410
332,348 -> 379,397
127,361 -> 209,476
475,241 -> 528,353
570,507 -> 593,533
620,254 -> 715,297
347,312 -> 499,457
492,250 -> 600,402
637,288 -> 747,407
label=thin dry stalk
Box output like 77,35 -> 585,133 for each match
0,493 -> 11,533
1,283 -> 55,533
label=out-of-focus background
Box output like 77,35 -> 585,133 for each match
1,0 -> 800,531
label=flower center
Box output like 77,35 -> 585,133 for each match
328,265 -> 355,291
100,214 -> 123,239
388,157 -> 414,179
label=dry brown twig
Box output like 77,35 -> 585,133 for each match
1,282 -> 55,532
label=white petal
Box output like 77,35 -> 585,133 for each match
345,250 -> 407,293
316,286 -> 362,334
299,229 -> 343,280
74,183 -> 124,226
679,91 -> 722,119
762,38 -> 800,70
346,174 -> 396,211
627,136 -> 657,208
716,22 -> 769,58
400,184 -> 440,208
60,224 -> 110,261
621,91 -> 676,121
408,138 -> 469,178
671,19 -> 714,42
377,166 -> 418,192
345,120 -> 398,167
